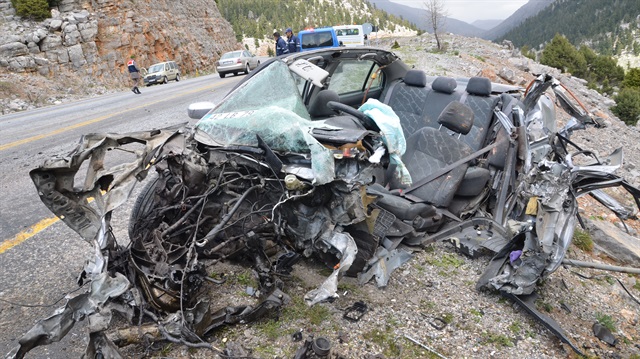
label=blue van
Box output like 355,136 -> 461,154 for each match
298,27 -> 340,52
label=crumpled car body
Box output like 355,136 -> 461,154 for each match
10,48 -> 640,358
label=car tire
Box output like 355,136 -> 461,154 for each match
219,72 -> 226,78
162,76 -> 168,84
175,73 -> 180,82
245,64 -> 250,74
128,176 -> 159,239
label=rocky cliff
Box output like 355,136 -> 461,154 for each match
0,0 -> 238,112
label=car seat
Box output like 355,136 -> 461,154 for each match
398,101 -> 475,207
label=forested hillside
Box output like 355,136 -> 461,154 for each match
499,0 -> 640,56
216,0 -> 417,42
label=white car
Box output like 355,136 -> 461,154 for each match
216,50 -> 260,78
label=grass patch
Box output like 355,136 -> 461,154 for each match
481,332 -> 514,347
421,299 -> 437,311
253,344 -> 277,357
508,320 -> 522,334
442,312 -> 454,324
634,279 -> 640,291
426,253 -> 464,269
469,308 -> 484,317
471,54 -> 486,62
254,319 -> 281,340
281,296 -> 332,326
236,271 -> 254,286
596,312 -> 616,332
536,300 -> 553,313
363,326 -> 402,357
573,228 -> 594,252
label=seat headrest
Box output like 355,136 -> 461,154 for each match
308,90 -> 340,118
437,101 -> 474,135
466,77 -> 492,96
431,76 -> 457,94
403,70 -> 427,87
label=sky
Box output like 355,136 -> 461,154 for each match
389,0 -> 530,23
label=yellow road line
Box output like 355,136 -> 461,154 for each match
0,216 -> 60,254
0,80 -> 233,152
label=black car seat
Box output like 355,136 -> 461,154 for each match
382,69 -> 429,138
399,101 -> 475,207
423,76 -> 463,129
308,89 -> 340,119
460,77 -> 500,150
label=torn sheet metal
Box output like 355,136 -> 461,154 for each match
503,292 -> 584,356
8,272 -> 130,359
357,247 -> 413,287
305,231 -> 358,305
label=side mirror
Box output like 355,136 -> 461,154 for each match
187,102 -> 216,120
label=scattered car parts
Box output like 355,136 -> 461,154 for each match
8,47 -> 640,358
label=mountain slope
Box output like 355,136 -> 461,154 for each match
366,0 -> 484,37
481,0 -> 554,40
498,0 -> 640,56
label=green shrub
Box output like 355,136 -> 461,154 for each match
391,40 -> 400,49
541,34 -> 586,76
612,87 -> 640,126
11,0 -> 51,20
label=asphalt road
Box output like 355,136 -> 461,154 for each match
0,72 -> 243,358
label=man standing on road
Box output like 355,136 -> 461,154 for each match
285,28 -> 300,53
273,32 -> 289,56
127,57 -> 142,94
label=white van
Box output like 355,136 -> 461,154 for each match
333,25 -> 364,47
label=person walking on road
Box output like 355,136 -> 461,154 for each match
127,57 -> 142,94
273,32 -> 289,56
285,28 -> 300,53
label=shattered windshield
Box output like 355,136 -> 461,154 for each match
194,60 -> 313,151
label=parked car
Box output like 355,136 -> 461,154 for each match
143,61 -> 180,86
17,47 -> 640,358
216,50 -> 260,78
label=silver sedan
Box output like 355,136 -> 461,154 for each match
216,50 -> 260,78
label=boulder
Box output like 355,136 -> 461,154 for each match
39,35 -> 62,51
67,43 -> 86,68
0,42 -> 28,57
49,19 -> 63,31
586,218 -> 640,265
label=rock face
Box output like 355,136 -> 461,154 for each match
0,0 -> 237,86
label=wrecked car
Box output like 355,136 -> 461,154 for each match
11,47 -> 640,358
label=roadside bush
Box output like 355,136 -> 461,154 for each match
520,45 -> 536,61
541,34 -> 586,76
10,0 -> 51,20
611,87 -> 640,126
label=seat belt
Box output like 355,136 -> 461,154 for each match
400,142 -> 499,195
